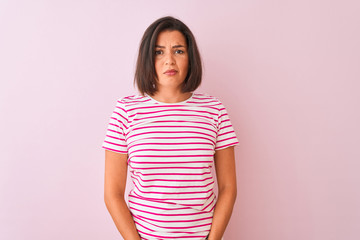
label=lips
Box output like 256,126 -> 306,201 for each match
164,69 -> 178,76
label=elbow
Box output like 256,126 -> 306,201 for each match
230,187 -> 237,202
104,190 -> 123,206
218,185 -> 237,202
104,193 -> 111,208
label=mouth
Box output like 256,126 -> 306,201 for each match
164,69 -> 178,76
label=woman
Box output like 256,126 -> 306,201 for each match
102,16 -> 239,240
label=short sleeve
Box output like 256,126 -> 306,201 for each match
215,100 -> 240,151
101,99 -> 128,154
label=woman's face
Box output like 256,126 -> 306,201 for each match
154,30 -> 189,90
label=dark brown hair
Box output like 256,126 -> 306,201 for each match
134,16 -> 202,96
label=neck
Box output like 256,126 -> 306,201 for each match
149,89 -> 193,103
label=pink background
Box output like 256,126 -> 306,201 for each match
1,0 -> 359,239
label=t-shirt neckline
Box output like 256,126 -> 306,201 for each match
145,92 -> 194,104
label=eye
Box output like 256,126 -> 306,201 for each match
175,49 -> 184,54
155,50 -> 163,55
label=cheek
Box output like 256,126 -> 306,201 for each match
183,59 -> 189,72
154,62 -> 161,75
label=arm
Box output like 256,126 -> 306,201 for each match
207,146 -> 237,240
104,150 -> 141,240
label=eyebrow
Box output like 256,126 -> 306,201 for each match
155,45 -> 186,48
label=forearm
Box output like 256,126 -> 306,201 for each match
104,195 -> 141,240
207,187 -> 237,240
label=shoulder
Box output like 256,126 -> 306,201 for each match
109,94 -> 148,117
192,92 -> 224,108
115,94 -> 149,106
193,92 -> 222,102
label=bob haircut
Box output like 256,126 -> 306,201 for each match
134,16 -> 202,96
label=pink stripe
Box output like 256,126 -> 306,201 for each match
104,134 -> 124,141
191,95 -> 213,99
191,98 -> 220,103
132,119 -> 215,128
130,206 -> 208,217
133,220 -> 155,233
108,122 -> 120,129
128,102 -> 218,111
135,171 -> 211,176
137,229 -> 207,239
132,177 -> 213,183
109,116 -> 127,129
127,136 -> 215,145
130,166 -> 210,170
132,125 -> 216,133
128,200 -> 191,211
216,136 -> 238,143
128,140 -> 215,150
130,141 -> 213,146
128,130 -> 215,140
218,120 -> 231,126
132,120 -> 214,129
129,108 -> 218,117
103,140 -> 126,148
134,214 -> 213,223
130,104 -> 195,112
120,97 -> 151,105
218,125 -> 234,133
218,112 -> 229,118
130,154 -> 213,158
187,99 -> 219,105
132,173 -> 213,182
218,129 -> 236,137
128,142 -> 214,150
102,146 -> 127,154
113,110 -> 127,122
130,160 -> 213,164
209,202 -> 216,212
115,101 -> 128,112
132,176 -> 214,189
128,113 -> 215,124
133,184 -> 212,195
130,192 -> 210,202
107,128 -> 122,135
134,220 -> 155,232
129,148 -> 214,154
202,197 -> 215,211
134,219 -> 208,234
127,100 -> 152,106
133,216 -> 212,230
127,142 -> 214,151
218,120 -> 231,127
130,193 -> 184,205
215,142 -> 238,150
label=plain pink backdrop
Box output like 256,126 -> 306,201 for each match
1,0 -> 359,239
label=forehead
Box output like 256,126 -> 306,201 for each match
156,30 -> 187,46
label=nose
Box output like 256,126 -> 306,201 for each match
164,53 -> 175,65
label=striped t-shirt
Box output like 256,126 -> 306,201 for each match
102,92 -> 239,239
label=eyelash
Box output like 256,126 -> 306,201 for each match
155,50 -> 185,55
